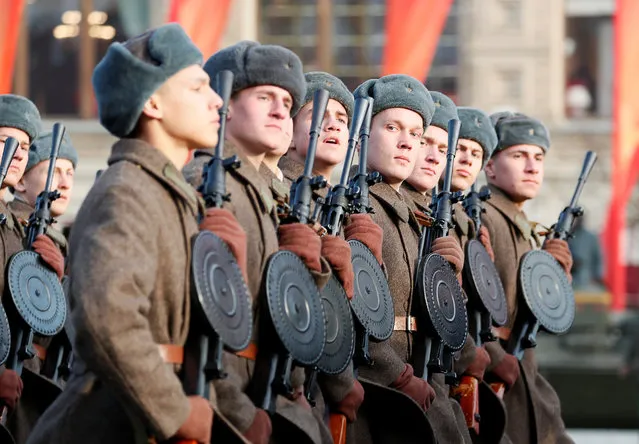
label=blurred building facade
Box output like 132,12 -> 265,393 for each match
19,0 -> 637,268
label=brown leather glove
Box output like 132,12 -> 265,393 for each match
278,223 -> 322,273
32,234 -> 64,279
390,364 -> 436,412
333,379 -> 365,423
490,354 -> 520,389
244,408 -> 272,444
0,369 -> 23,410
199,208 -> 248,282
174,395 -> 213,444
465,346 -> 491,381
478,226 -> 495,262
321,235 -> 355,299
543,238 -> 573,281
431,236 -> 464,277
344,214 -> 383,265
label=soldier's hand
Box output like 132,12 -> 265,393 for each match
543,239 -> 573,282
465,346 -> 491,381
32,234 -> 64,279
490,354 -> 520,389
199,208 -> 248,282
278,223 -> 322,272
0,369 -> 23,411
431,236 -> 464,277
175,396 -> 213,444
321,235 -> 354,299
334,379 -> 365,423
344,214 -> 383,265
390,364 -> 436,412
478,226 -> 495,262
243,408 -> 272,444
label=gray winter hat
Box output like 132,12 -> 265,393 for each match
26,130 -> 78,172
0,94 -> 41,142
353,74 -> 435,129
297,71 -> 354,120
490,111 -> 550,154
204,41 -> 306,115
92,23 -> 203,138
457,107 -> 498,163
429,91 -> 458,131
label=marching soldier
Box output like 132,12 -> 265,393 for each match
280,72 -> 366,436
399,91 -> 474,443
482,111 -> 574,444
10,130 -> 78,256
27,23 -> 230,443
348,75 -> 471,443
445,105 -> 507,443
183,41 -> 332,444
0,95 -> 66,444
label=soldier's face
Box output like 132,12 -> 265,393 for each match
450,138 -> 484,192
367,108 -> 424,190
485,144 -> 545,203
15,158 -> 74,217
406,126 -> 447,193
151,65 -> 222,152
263,115 -> 293,166
226,85 -> 293,157
292,99 -> 349,171
0,127 -> 30,189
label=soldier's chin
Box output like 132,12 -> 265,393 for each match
51,201 -> 68,218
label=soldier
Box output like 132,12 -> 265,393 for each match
0,95 -> 65,440
348,75 -> 470,443
27,23 -> 234,444
183,41 -> 331,444
280,72 -> 365,435
10,130 -> 78,256
482,111 -> 574,444
399,92 -> 480,444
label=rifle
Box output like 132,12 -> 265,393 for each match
413,119 -> 467,384
462,182 -> 491,236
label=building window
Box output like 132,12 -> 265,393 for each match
565,15 -> 613,118
19,0 -> 145,117
260,0 -> 459,95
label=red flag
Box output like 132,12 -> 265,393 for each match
0,0 -> 25,94
167,0 -> 233,58
381,0 -> 453,80
605,0 -> 639,311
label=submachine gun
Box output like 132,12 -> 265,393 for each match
412,119 -> 468,384
3,125 -> 69,442
509,151 -> 597,359
182,70 -> 253,443
251,89 -> 329,443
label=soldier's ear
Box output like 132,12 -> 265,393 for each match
141,93 -> 162,120
13,177 -> 27,194
484,158 -> 496,179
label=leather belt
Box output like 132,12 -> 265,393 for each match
158,344 -> 183,364
491,326 -> 511,341
33,344 -> 47,361
394,316 -> 418,332
235,342 -> 258,361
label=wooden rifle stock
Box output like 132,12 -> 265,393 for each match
450,375 -> 480,435
329,413 -> 348,444
490,382 -> 506,399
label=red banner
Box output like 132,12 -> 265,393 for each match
381,0 -> 453,81
605,0 -> 639,311
167,0 -> 232,58
0,0 -> 25,94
